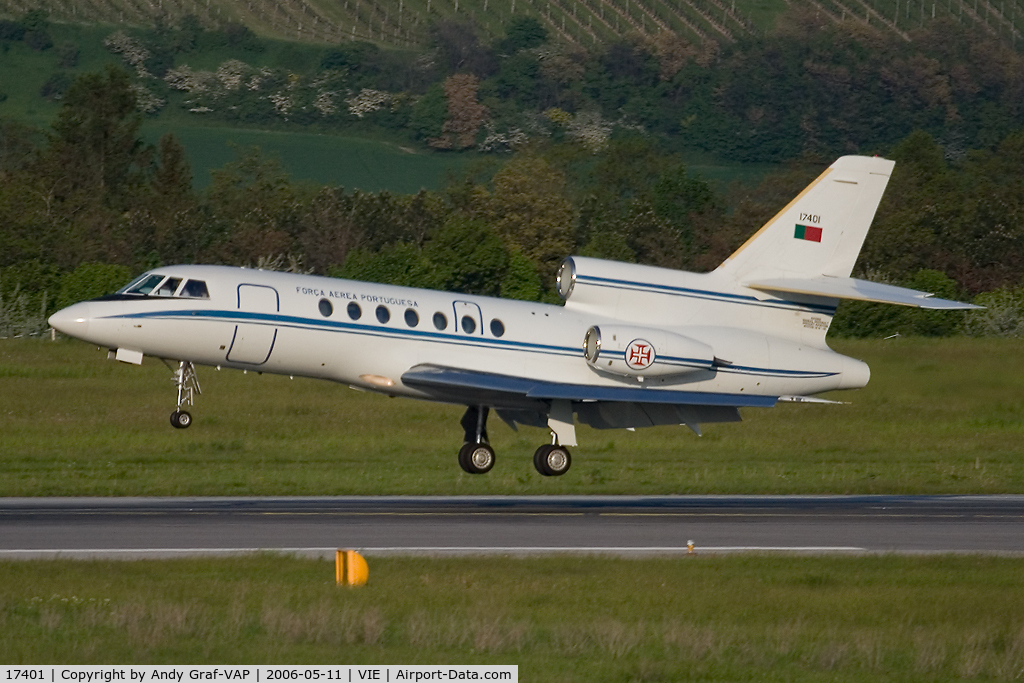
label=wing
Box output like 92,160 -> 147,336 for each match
401,363 -> 777,407
400,364 -> 776,432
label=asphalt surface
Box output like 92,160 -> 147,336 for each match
2,496 -> 1023,559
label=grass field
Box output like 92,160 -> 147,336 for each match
142,123 -> 476,191
1,336 -> 1022,496
1,554 -> 1023,679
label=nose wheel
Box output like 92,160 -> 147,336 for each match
170,410 -> 192,429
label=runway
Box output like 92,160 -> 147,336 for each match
2,496 -> 1023,559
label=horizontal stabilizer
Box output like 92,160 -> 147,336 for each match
402,364 -> 778,408
746,277 -> 981,310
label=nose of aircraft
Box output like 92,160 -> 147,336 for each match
48,302 -> 91,338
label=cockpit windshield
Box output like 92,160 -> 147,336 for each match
117,274 -> 210,299
122,274 -> 164,295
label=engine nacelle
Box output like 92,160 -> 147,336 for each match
583,325 -> 715,379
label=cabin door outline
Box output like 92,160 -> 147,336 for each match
226,284 -> 279,365
452,301 -> 485,336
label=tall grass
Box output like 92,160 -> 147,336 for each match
1,555 -> 1023,681
1,336 -> 1023,495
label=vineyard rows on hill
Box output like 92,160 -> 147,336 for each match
0,0 -> 1020,48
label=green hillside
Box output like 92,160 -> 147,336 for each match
6,0 -> 1022,49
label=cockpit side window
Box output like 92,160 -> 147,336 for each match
123,274 -> 165,295
155,277 -> 182,297
179,280 -> 210,299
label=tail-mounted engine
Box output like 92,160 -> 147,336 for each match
583,325 -> 715,379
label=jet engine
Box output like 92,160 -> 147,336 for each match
583,325 -> 715,379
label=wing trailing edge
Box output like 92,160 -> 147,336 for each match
746,277 -> 981,310
401,364 -> 777,408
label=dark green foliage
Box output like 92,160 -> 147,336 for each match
423,216 -> 510,296
56,262 -> 133,308
332,243 -> 432,288
24,29 -> 53,52
409,84 -> 447,140
500,250 -> 543,301
55,41 -> 80,68
829,270 -> 968,338
39,73 -> 72,102
430,20 -> 497,78
0,20 -> 25,41
47,65 -> 149,202
500,16 -> 548,52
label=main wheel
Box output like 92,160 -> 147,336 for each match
458,442 -> 495,474
534,444 -> 571,476
170,410 -> 192,429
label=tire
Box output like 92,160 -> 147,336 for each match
170,410 -> 192,429
534,444 -> 571,476
533,445 -> 554,476
458,442 -> 495,474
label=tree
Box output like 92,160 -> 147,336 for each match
422,216 -> 509,296
46,65 -> 150,204
489,154 -> 575,285
431,74 -> 489,150
500,17 -> 547,53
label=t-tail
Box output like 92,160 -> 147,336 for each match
716,155 -> 980,312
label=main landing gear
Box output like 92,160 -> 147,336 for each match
168,360 -> 201,429
458,406 -> 495,474
457,404 -> 573,476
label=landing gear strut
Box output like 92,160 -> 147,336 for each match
533,399 -> 573,476
458,405 -> 495,474
168,360 -> 201,429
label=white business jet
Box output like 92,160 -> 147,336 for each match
49,156 -> 977,476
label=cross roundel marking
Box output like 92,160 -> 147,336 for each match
625,339 -> 655,370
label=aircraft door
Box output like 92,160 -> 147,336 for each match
226,284 -> 279,365
452,301 -> 484,336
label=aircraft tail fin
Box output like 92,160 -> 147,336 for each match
715,156 -> 895,283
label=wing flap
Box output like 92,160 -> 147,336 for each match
746,276 -> 981,310
401,364 -> 777,408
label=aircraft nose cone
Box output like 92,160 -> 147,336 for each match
49,303 -> 91,338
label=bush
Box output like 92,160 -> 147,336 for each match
0,20 -> 25,41
40,72 -> 72,101
0,282 -> 47,338
56,42 -> 79,68
962,288 -> 1024,337
57,263 -> 133,310
24,29 -> 52,52
829,270 -> 967,338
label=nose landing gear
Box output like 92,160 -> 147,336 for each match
168,360 -> 201,429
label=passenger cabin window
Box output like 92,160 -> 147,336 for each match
433,312 -> 448,330
180,280 -> 210,299
348,302 -> 362,320
318,299 -> 333,317
490,319 -> 505,337
461,316 -> 477,334
375,305 -> 390,324
404,309 -> 419,327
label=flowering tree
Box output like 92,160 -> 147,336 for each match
430,74 -> 488,150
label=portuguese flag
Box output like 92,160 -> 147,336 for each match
794,224 -> 823,242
